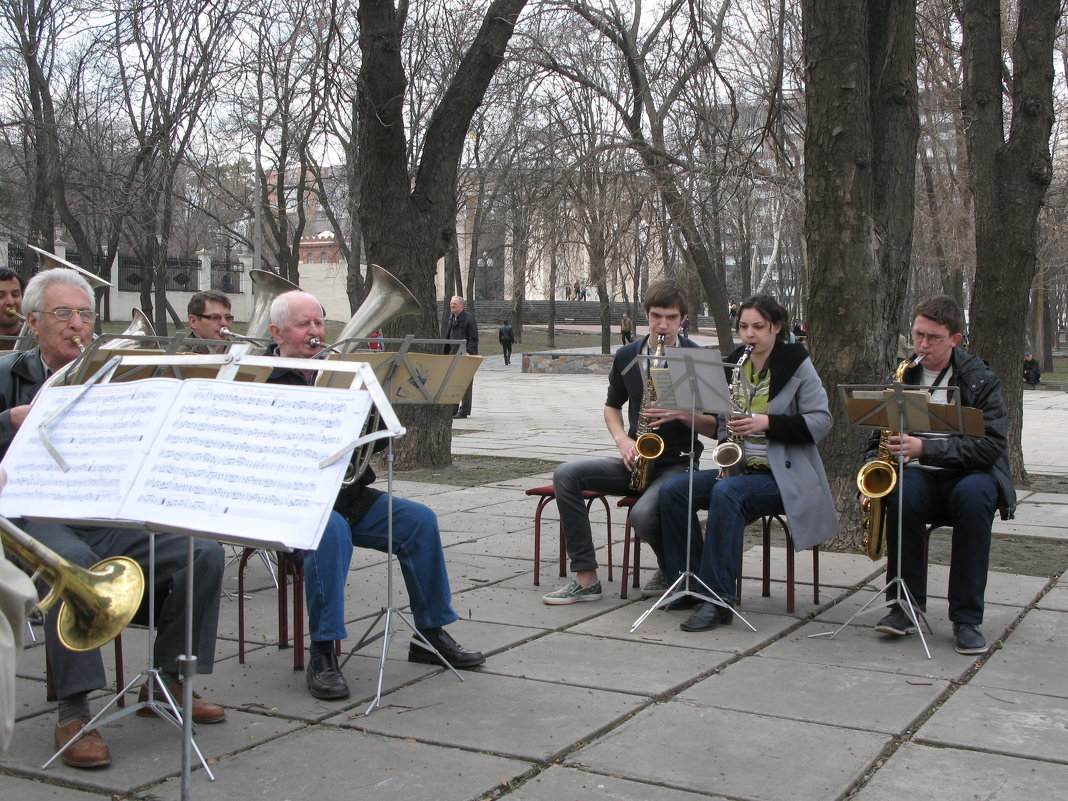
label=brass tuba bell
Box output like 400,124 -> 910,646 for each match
0,516 -> 144,652
224,269 -> 302,344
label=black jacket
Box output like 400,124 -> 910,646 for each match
0,347 -> 47,458
864,347 -> 1016,520
607,334 -> 705,466
444,310 -> 478,355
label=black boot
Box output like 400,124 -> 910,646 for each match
680,602 -> 734,632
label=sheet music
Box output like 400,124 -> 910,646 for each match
0,378 -> 373,550
657,347 -> 733,413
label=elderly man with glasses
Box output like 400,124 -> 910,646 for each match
864,294 -> 1015,656
0,268 -> 226,769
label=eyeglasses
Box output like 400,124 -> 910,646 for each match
39,307 -> 96,323
195,313 -> 236,323
910,330 -> 948,344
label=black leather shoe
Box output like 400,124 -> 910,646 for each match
409,630 -> 485,669
306,652 -> 350,699
680,602 -> 734,632
664,595 -> 702,611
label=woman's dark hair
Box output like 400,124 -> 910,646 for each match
737,294 -> 790,343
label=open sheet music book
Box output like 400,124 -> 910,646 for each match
0,378 -> 374,551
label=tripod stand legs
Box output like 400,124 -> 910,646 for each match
341,606 -> 463,715
631,571 -> 755,633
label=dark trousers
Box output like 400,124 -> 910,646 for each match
501,341 -> 512,364
883,469 -> 998,625
23,521 -> 224,699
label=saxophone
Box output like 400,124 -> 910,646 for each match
710,344 -> 753,472
630,334 -> 667,492
856,353 -> 924,559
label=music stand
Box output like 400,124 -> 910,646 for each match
627,348 -> 756,634
331,341 -> 479,714
810,381 -> 980,658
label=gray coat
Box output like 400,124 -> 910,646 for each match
728,342 -> 841,551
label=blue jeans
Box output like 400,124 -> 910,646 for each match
884,468 -> 998,624
303,497 -> 459,641
660,470 -> 783,603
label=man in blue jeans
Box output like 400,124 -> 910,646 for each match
267,290 -> 484,700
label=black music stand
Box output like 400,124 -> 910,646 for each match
811,381 -> 978,659
627,347 -> 756,634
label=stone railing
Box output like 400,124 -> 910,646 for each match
522,352 -> 614,374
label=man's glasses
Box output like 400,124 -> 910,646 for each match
910,330 -> 948,344
40,307 -> 96,323
195,313 -> 236,323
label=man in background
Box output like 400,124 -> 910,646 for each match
445,296 -> 478,418
0,268 -> 25,347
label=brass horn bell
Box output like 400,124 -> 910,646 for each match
0,516 -> 144,652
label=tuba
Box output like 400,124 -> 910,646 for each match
220,269 -> 301,345
318,265 -> 422,485
710,344 -> 753,472
0,516 -> 144,652
857,353 -> 924,559
630,334 -> 667,493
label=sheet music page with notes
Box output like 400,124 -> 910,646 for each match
0,378 -> 373,550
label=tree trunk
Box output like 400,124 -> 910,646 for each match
357,0 -> 527,468
802,1 -> 918,551
962,0 -> 1058,484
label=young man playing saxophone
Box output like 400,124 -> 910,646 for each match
543,281 -> 718,604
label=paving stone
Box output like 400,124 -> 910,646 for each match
764,614 -> 1012,682
916,684 -> 1068,762
574,702 -> 889,801
1037,584 -> 1068,611
679,655 -> 949,734
483,631 -> 718,696
345,669 -> 647,762
503,765 -> 727,800
0,708 -> 301,795
150,724 -> 531,801
967,608 -> 1068,697
0,774 -> 105,800
854,741 -> 1068,800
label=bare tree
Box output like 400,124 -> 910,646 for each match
356,0 -> 527,468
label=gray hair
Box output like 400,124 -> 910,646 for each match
269,290 -> 321,327
23,269 -> 94,313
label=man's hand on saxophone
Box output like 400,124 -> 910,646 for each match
882,433 -> 924,462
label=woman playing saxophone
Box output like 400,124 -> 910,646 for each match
656,295 -> 841,630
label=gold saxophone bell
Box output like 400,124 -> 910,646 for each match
857,353 -> 925,559
0,516 -> 144,652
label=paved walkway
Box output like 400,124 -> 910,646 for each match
4,353 -> 1068,801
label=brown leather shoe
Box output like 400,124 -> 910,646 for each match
137,682 -> 226,724
54,716 -> 111,769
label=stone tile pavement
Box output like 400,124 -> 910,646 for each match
4,351 -> 1068,801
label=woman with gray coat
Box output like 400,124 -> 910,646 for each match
658,295 -> 840,631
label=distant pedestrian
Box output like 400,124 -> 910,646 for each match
620,312 -> 633,345
564,284 -> 572,301
498,320 -> 514,366
1023,351 -> 1041,389
573,280 -> 580,300
681,317 -> 690,337
444,296 -> 478,418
